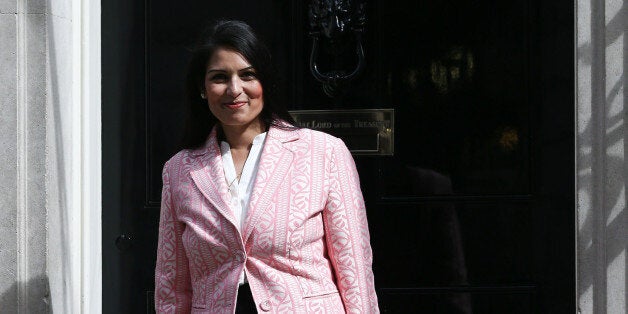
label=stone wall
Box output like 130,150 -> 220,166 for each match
0,0 -> 48,312
576,0 -> 626,313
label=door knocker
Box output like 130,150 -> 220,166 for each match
308,0 -> 367,98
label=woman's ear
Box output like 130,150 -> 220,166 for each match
199,83 -> 207,99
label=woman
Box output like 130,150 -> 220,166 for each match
154,19 -> 379,314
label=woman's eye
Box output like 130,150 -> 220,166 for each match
240,71 -> 257,80
208,73 -> 227,81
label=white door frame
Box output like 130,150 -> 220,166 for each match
49,0 -> 102,312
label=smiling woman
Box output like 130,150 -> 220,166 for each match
153,19 -> 379,313
178,19 -> 293,151
204,48 -> 265,133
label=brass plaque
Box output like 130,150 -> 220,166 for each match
289,109 -> 394,155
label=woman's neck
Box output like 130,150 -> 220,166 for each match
220,122 -> 266,150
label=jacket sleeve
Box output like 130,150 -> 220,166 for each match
323,137 -> 380,313
154,160 -> 192,313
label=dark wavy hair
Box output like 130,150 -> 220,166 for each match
181,19 -> 296,149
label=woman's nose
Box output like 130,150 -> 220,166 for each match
226,77 -> 243,96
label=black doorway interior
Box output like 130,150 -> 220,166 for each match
102,1 -> 575,313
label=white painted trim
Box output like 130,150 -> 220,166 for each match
71,0 -> 102,312
82,0 -> 102,311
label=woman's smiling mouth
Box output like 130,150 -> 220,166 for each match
223,101 -> 248,109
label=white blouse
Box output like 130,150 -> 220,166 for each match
220,132 -> 267,285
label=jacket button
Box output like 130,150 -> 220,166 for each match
259,300 -> 271,312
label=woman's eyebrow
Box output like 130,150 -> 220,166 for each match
206,66 -> 254,74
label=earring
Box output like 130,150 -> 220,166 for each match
200,93 -> 206,99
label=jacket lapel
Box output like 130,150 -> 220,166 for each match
243,126 -> 299,242
188,128 -> 239,229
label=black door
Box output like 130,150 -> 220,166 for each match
102,1 -> 574,313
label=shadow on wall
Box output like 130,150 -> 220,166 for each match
0,275 -> 51,313
577,0 -> 626,312
45,0 -> 74,313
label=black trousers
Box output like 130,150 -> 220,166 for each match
236,283 -> 257,313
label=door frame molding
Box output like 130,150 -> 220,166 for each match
79,0 -> 102,311
58,0 -> 102,312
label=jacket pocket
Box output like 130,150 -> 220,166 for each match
303,290 -> 340,300
303,291 -> 345,313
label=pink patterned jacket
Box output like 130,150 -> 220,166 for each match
154,124 -> 379,314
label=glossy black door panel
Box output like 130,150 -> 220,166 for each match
370,203 -> 536,287
102,0 -> 574,313
380,291 -> 536,314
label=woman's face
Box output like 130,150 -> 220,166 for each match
204,47 -> 264,131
